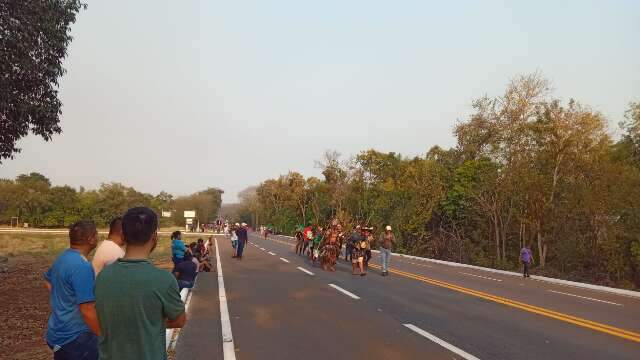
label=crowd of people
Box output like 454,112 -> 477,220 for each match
44,207 -> 188,360
294,221 -> 396,276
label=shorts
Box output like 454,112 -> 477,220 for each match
232,240 -> 238,248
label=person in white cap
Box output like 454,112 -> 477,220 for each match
235,223 -> 248,259
378,225 -> 396,276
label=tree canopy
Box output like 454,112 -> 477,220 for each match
0,0 -> 86,162
236,73 -> 640,289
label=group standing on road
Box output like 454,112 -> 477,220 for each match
292,221 -> 396,277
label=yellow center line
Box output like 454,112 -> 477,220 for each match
367,264 -> 640,343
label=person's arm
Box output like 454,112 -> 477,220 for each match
162,276 -> 187,329
45,280 -> 52,292
71,264 -> 99,334
166,312 -> 187,329
79,302 -> 101,335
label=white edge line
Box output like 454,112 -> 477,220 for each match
296,266 -> 314,276
404,324 -> 480,360
280,258 -> 290,263
460,272 -> 502,282
328,284 -> 361,300
548,290 -> 623,306
215,239 -> 237,360
260,247 -> 266,251
268,251 -> 276,255
257,234 -> 640,299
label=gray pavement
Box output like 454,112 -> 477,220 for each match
174,233 -> 640,360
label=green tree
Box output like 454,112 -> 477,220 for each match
0,0 -> 86,161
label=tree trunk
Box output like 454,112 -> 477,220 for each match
537,227 -> 546,268
494,215 -> 501,261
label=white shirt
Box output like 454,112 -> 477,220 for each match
92,239 -> 125,276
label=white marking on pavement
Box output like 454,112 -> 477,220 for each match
460,272 -> 503,282
215,239 -> 237,360
403,324 -> 480,360
268,251 -> 276,255
280,258 -> 290,263
297,267 -> 315,276
548,290 -> 623,306
260,247 -> 266,251
328,284 -> 361,300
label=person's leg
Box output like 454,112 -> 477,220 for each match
365,250 -> 372,269
381,248 -> 388,274
359,257 -> 366,275
237,240 -> 244,258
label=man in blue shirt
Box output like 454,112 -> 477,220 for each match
44,220 -> 101,360
520,245 -> 534,278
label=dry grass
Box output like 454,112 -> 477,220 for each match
0,231 -> 208,263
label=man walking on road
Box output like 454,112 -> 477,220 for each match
235,223 -> 248,259
96,207 -> 186,360
379,225 -> 396,276
520,245 -> 533,278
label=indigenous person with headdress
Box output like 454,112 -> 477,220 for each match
321,219 -> 341,272
351,226 -> 367,276
346,225 -> 361,262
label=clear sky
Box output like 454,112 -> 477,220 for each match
1,0 -> 638,203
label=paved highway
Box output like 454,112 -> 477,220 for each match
173,233 -> 640,359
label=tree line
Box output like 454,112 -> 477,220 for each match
0,172 -> 223,228
235,73 -> 640,289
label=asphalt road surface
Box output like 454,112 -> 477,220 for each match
174,233 -> 640,360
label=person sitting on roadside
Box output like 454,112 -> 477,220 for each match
171,231 -> 186,269
174,252 -> 198,290
95,207 -> 186,360
44,220 -> 101,360
92,217 -> 125,276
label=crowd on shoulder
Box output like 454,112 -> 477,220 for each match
44,207 -> 189,360
293,220 -> 396,277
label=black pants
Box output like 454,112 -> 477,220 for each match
346,244 -> 353,261
364,249 -> 372,267
49,332 -> 98,360
523,262 -> 530,277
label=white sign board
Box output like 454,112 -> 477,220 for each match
186,218 -> 193,225
184,210 -> 196,218
161,211 -> 172,218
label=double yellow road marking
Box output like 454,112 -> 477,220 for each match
368,264 -> 640,343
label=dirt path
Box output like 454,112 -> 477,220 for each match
0,255 -> 51,360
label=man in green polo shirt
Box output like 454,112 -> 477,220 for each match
95,207 -> 186,360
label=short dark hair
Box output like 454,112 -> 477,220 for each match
171,231 -> 181,240
122,207 -> 158,246
69,220 -> 97,245
108,217 -> 123,237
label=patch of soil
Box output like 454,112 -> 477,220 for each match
0,255 -> 52,360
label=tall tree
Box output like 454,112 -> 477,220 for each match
0,0 -> 86,162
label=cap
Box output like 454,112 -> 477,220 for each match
386,225 -> 392,231
241,222 -> 247,226
235,223 -> 240,226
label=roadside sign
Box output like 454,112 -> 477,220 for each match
186,218 -> 193,225
162,211 -> 172,218
184,210 -> 196,218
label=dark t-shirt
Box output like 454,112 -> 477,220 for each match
95,259 -> 184,360
175,260 -> 197,282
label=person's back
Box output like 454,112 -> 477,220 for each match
96,260 -> 182,359
96,207 -> 185,360
172,238 -> 186,258
92,217 -> 125,276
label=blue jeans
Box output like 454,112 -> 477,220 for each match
178,279 -> 194,290
49,332 -> 98,360
236,240 -> 245,257
380,248 -> 391,272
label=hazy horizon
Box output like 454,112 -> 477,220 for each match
0,0 -> 638,203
